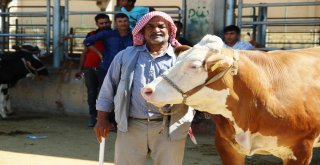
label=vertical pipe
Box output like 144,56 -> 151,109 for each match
53,0 -> 61,68
5,6 -> 10,51
182,0 -> 187,38
1,7 -> 6,53
46,0 -> 51,55
15,19 -> 18,46
237,0 -> 243,28
64,0 -> 69,58
60,6 -> 65,61
318,30 -> 320,46
225,0 -> 235,26
257,6 -> 267,47
252,7 -> 257,41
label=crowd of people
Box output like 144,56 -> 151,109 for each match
77,1 -> 257,164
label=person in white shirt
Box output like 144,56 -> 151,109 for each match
223,25 -> 253,50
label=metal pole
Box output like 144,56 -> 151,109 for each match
68,11 -> 119,15
252,7 -> 257,42
243,1 -> 320,8
1,7 -> 6,53
60,6 -> 65,61
53,0 -> 61,68
225,0 -> 236,26
46,0 -> 51,56
237,0 -> 243,28
257,6 -> 267,47
0,12 -> 48,16
182,0 -> 187,38
0,34 -> 46,37
241,19 -> 320,25
64,0 -> 69,58
15,19 -> 18,46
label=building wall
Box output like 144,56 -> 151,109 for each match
11,70 -> 88,115
185,0 -> 225,44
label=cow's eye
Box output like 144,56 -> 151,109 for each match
189,61 -> 202,69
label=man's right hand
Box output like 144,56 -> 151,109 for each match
94,112 -> 111,143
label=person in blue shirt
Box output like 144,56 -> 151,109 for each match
83,13 -> 133,88
94,11 -> 194,165
119,0 -> 152,29
83,13 -> 133,130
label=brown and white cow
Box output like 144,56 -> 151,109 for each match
141,35 -> 320,165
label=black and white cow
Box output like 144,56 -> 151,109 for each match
0,44 -> 49,118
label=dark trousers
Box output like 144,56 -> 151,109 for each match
83,68 -> 99,119
97,67 -> 116,124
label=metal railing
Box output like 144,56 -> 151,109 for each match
0,3 -> 52,54
237,1 -> 320,49
1,0 -> 185,67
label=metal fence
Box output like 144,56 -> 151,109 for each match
0,2 -> 51,54
237,1 -> 320,50
0,0 -> 184,67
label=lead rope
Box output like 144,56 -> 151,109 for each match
21,58 -> 47,76
21,58 -> 36,76
158,104 -> 183,116
161,74 -> 188,104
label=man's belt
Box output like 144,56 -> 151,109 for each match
129,117 -> 163,122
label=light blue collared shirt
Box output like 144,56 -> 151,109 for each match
96,44 -> 176,119
225,41 -> 253,50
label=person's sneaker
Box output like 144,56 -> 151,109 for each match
87,118 -> 97,127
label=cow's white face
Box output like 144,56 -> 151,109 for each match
142,48 -> 209,106
141,35 -> 235,115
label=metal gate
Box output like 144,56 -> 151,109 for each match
0,0 -> 51,54
0,0 -> 185,67
237,1 -> 320,50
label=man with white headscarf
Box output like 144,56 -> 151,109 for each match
94,11 -> 195,165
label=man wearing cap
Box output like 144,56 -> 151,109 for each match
94,11 -> 194,165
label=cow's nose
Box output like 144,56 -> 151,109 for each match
141,87 -> 154,98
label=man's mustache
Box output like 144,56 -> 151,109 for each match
150,32 -> 164,38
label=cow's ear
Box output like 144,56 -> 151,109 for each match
205,49 -> 233,72
174,45 -> 191,56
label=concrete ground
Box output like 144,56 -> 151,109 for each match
0,111 -> 319,165
0,112 -> 220,165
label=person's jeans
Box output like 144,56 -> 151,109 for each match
83,68 -> 99,119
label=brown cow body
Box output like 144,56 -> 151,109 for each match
141,35 -> 320,165
211,47 -> 320,164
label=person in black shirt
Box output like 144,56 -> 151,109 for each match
174,21 -> 193,46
